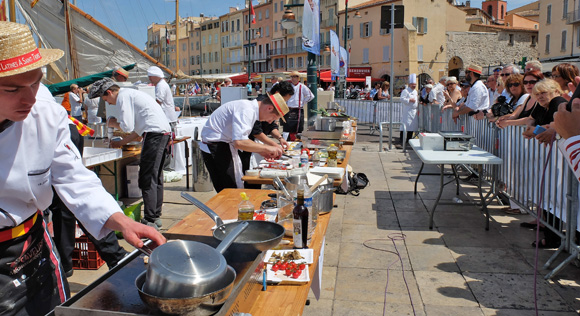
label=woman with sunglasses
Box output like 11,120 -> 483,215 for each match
496,71 -> 544,128
486,74 -> 526,122
442,76 -> 461,107
551,63 -> 579,96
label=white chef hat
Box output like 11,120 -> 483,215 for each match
147,66 -> 164,78
409,73 -> 417,84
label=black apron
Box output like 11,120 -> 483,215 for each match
0,212 -> 69,316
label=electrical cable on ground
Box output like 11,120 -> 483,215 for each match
363,233 -> 416,316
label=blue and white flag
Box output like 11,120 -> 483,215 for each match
330,30 -> 340,80
301,0 -> 320,55
339,46 -> 349,78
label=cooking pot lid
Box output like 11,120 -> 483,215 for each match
150,240 -> 226,277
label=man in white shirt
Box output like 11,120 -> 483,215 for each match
453,64 -> 490,120
429,77 -> 446,108
283,71 -> 314,140
201,93 -> 289,192
0,21 -> 165,316
69,83 -> 84,121
90,78 -> 171,230
148,66 -> 178,128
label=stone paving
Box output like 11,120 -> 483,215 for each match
68,125 -> 580,315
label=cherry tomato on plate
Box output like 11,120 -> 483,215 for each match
299,263 -> 306,270
292,271 -> 301,279
271,265 -> 279,272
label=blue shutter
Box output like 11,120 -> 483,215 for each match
360,23 -> 364,38
369,21 -> 373,37
423,18 -> 428,34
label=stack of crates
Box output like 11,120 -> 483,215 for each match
72,235 -> 105,270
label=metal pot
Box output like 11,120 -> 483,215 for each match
142,221 -> 248,299
181,192 -> 284,256
136,268 -> 235,316
318,117 -> 336,132
88,122 -> 106,138
316,184 -> 334,214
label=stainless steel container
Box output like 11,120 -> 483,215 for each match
318,117 -> 336,132
316,184 -> 334,214
88,123 -> 107,138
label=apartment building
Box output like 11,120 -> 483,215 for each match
199,19 -> 222,74
539,0 -> 580,62
221,8 -> 244,74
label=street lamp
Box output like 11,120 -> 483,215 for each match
281,4 -> 319,120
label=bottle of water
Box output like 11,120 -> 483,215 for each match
300,179 -> 314,243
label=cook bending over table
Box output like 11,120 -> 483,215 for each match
201,93 -> 289,192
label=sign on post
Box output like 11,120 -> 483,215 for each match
380,5 -> 404,29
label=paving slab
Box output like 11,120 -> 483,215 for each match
342,207 -> 399,228
481,308 -> 579,316
340,224 -> 400,243
448,246 -> 534,274
414,270 -> 479,307
397,211 -> 432,228
438,226 -> 512,248
334,267 -> 421,305
307,266 -> 337,300
400,228 -> 446,246
338,240 -> 412,271
392,199 -> 428,212
463,272 -> 572,311
302,298 -> 334,316
424,305 -> 485,316
407,245 -> 460,272
333,300 -> 426,316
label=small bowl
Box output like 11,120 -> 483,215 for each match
245,169 -> 259,177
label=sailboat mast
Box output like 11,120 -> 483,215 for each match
8,0 -> 15,21
175,0 -> 179,74
64,0 -> 79,79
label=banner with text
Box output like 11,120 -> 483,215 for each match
301,0 -> 320,55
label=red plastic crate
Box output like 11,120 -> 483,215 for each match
72,235 -> 105,270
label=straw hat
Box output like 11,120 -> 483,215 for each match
113,66 -> 129,79
466,64 -> 483,75
289,71 -> 301,77
267,92 -> 289,123
0,21 -> 64,78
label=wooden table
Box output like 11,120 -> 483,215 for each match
242,144 -> 353,187
165,188 -> 332,316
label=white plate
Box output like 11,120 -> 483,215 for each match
309,167 -> 345,179
263,249 -> 314,264
266,263 -> 310,283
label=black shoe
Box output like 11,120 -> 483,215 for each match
65,269 -> 74,277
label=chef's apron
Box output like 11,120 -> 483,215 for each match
0,211 -> 69,316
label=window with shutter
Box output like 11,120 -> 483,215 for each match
369,21 -> 372,37
363,48 -> 369,63
545,34 -> 551,53
360,23 -> 364,38
562,30 -> 567,51
417,45 -> 423,61
423,18 -> 427,34
383,46 -> 390,62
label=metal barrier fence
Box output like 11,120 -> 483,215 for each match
337,97 -> 580,278
442,111 -> 580,279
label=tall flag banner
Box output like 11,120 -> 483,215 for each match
0,0 -> 6,21
249,1 -> 256,24
30,0 -> 40,8
330,30 -> 340,80
301,0 -> 320,55
339,46 -> 349,78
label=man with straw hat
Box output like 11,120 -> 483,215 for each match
0,21 -> 165,315
284,71 -> 313,140
200,92 -> 289,192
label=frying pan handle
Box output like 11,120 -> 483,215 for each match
181,192 -> 224,227
215,221 -> 249,254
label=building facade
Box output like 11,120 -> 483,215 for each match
538,0 -> 576,62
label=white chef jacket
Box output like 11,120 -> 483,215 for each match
200,99 -> 259,152
465,80 -> 490,111
84,97 -> 101,123
428,82 -> 445,106
116,88 -> 171,136
200,99 -> 259,188
287,83 -> 314,109
69,91 -> 83,117
155,79 -> 178,123
400,86 -> 419,131
0,84 -> 120,239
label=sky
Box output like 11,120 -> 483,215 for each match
66,0 -> 536,50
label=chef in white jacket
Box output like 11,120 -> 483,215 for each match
400,73 -> 419,144
0,21 -> 165,316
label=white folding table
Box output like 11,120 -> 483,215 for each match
409,139 -> 503,230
